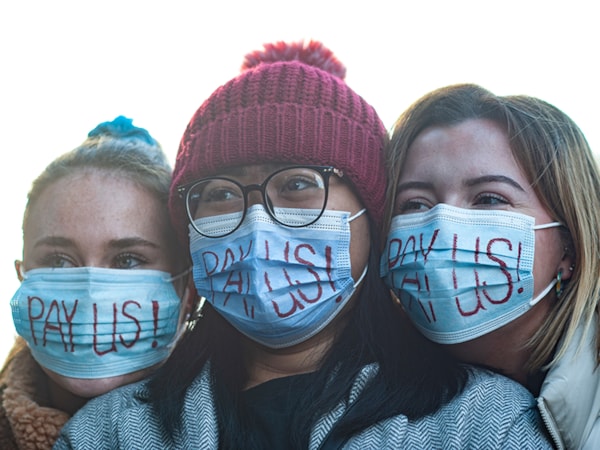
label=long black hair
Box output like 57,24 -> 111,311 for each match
147,214 -> 468,448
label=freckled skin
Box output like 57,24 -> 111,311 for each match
20,169 -> 188,401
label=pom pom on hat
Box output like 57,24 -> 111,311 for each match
88,116 -> 159,146
241,40 -> 346,80
170,40 -> 387,247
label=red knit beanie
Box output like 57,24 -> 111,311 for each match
169,40 -> 387,247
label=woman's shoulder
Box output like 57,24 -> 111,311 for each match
54,363 -> 215,449
344,367 -> 552,449
538,319 -> 600,449
428,367 -> 549,446
53,378 -> 153,449
459,367 -> 537,410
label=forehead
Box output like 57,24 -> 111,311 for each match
403,119 -> 524,179
23,171 -> 169,244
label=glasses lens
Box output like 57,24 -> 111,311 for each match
266,167 -> 327,226
186,178 -> 244,237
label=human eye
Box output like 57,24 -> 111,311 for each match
396,200 -> 430,214
38,253 -> 77,268
394,196 -> 432,215
205,185 -> 240,203
188,179 -> 242,218
393,180 -> 436,215
113,253 -> 147,269
273,169 -> 324,197
194,180 -> 241,204
284,176 -> 320,194
474,193 -> 510,207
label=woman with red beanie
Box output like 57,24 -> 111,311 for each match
55,41 -> 552,449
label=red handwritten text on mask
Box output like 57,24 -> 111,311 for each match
200,238 -> 338,319
25,296 -> 159,354
385,229 -> 522,323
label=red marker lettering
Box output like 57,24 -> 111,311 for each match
27,296 -> 45,345
483,238 -> 513,304
419,229 -> 440,263
294,243 -> 316,266
93,303 -> 117,356
202,251 -> 219,276
223,270 -> 244,293
272,291 -> 304,318
43,300 -> 67,351
120,300 -> 142,349
61,300 -> 78,352
325,245 -> 335,291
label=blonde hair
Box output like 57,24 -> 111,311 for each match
386,83 -> 600,373
23,117 -> 172,231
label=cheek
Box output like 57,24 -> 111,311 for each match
533,229 -> 564,287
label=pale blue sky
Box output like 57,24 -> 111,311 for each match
1,0 -> 598,361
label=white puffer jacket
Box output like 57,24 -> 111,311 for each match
538,318 -> 600,449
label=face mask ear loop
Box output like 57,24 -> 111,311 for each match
348,208 -> 368,288
532,221 -> 563,230
353,264 -> 369,288
529,278 -> 558,307
168,266 -> 193,282
168,288 -> 202,350
348,208 -> 367,223
167,313 -> 190,350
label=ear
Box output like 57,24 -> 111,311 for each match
14,260 -> 24,282
557,247 -> 575,282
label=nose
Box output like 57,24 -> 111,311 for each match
244,184 -> 265,208
80,262 -> 105,268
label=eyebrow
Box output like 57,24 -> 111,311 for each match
395,181 -> 434,194
33,236 -> 160,250
33,236 -> 75,249
396,175 -> 525,193
464,175 -> 525,191
106,237 -> 161,250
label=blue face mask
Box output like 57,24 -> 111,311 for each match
189,205 -> 367,348
10,267 -> 186,379
380,204 -> 562,344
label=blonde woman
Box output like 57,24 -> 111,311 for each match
382,83 -> 600,449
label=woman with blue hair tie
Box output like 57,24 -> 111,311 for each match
0,116 -> 193,449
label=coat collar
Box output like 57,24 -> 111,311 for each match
538,318 -> 600,449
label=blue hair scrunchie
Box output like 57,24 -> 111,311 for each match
87,116 -> 158,146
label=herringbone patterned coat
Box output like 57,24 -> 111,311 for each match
54,363 -> 553,449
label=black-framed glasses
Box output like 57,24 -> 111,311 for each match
178,165 -> 343,238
